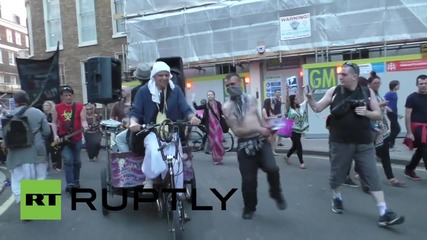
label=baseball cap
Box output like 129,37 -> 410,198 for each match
133,63 -> 151,80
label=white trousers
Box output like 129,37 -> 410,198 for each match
11,163 -> 48,203
142,132 -> 184,189
115,129 -> 130,152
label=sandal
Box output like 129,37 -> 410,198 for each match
389,178 -> 405,187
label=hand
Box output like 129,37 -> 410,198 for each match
406,132 -> 414,141
305,86 -> 315,99
259,127 -> 271,138
354,105 -> 367,116
53,135 -> 61,144
190,116 -> 201,125
379,100 -> 388,108
129,123 -> 142,132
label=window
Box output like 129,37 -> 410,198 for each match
43,0 -> 64,51
13,14 -> 21,25
111,0 -> 125,37
15,32 -> 21,45
59,63 -> 66,84
25,35 -> 29,47
10,76 -> 17,85
8,52 -> 15,65
0,50 -> 3,64
114,52 -> 127,78
6,29 -> 13,43
76,0 -> 97,46
0,76 -> 4,84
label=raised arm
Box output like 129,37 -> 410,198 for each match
306,87 -> 335,113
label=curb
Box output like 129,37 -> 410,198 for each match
274,149 -> 425,168
0,170 -> 6,194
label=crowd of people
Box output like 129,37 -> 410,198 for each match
2,60 -> 426,229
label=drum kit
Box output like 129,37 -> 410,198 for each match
100,118 -> 123,151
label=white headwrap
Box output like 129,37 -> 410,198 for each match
148,61 -> 176,104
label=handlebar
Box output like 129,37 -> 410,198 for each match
134,119 -> 199,143
138,120 -> 196,132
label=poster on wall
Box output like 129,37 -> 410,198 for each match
280,13 -> 311,41
286,76 -> 298,95
308,67 -> 338,101
264,76 -> 282,99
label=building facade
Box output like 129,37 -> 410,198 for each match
0,0 -> 29,94
26,0 -> 127,102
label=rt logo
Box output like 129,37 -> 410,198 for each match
20,180 -> 61,220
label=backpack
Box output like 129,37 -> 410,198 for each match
1,106 -> 36,149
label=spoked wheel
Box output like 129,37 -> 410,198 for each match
184,178 -> 196,203
223,132 -> 234,152
100,168 -> 109,216
166,195 -> 184,240
157,189 -> 168,219
188,131 -> 203,152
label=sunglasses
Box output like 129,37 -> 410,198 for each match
342,61 -> 359,75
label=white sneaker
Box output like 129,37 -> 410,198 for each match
143,179 -> 153,189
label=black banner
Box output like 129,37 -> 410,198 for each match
16,44 -> 60,108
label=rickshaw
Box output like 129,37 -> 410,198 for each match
99,118 -> 197,240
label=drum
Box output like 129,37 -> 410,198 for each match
100,119 -> 122,132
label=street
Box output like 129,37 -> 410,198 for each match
0,150 -> 426,240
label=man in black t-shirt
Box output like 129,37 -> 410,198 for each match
403,74 -> 427,180
306,62 -> 404,227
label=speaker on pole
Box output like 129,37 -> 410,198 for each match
84,57 -> 122,104
156,56 -> 186,96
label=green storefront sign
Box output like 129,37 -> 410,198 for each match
308,67 -> 338,101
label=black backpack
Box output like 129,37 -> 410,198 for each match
1,106 -> 35,149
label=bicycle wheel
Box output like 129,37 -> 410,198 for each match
188,131 -> 203,152
184,177 -> 196,203
166,196 -> 184,240
222,132 -> 234,152
100,168 -> 109,216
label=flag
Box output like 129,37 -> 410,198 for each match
16,42 -> 60,108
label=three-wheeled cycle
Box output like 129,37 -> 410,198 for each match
99,119 -> 197,240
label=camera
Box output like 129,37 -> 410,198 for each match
348,99 -> 365,108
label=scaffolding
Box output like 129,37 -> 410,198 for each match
124,0 -> 427,66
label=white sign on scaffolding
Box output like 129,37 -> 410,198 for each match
280,13 -> 311,41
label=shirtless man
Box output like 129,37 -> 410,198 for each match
222,73 -> 287,220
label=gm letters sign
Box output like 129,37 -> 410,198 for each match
308,67 -> 338,101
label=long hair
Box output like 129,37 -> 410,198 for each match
43,100 -> 56,115
263,98 -> 272,115
358,76 -> 369,87
368,71 -> 380,84
289,95 -> 297,109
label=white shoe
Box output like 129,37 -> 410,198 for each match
143,179 -> 153,189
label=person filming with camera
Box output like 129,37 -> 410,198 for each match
305,62 -> 404,227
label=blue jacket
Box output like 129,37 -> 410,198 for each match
131,84 -> 193,124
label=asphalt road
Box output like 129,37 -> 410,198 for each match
0,150 -> 426,240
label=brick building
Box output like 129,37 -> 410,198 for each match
26,0 -> 127,102
0,12 -> 29,93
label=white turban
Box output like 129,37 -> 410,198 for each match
148,61 -> 175,104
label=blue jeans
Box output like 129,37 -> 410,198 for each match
62,140 -> 83,186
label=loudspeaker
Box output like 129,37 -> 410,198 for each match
156,56 -> 186,96
84,57 -> 122,104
